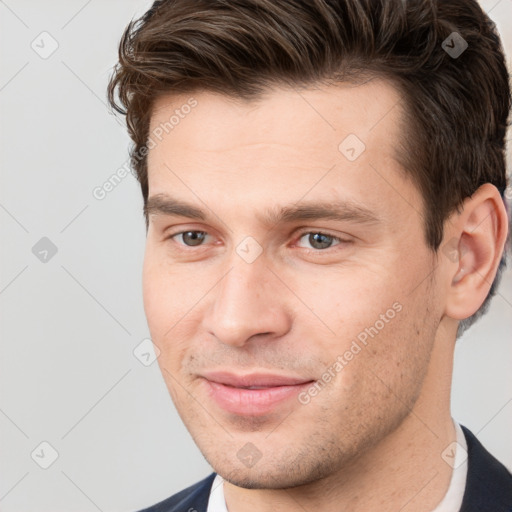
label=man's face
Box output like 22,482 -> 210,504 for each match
143,80 -> 445,488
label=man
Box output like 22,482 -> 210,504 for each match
107,0 -> 512,510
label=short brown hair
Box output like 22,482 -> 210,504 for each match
107,0 -> 511,334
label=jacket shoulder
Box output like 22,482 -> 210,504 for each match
460,425 -> 512,511
136,473 -> 216,512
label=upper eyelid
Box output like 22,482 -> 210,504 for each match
295,228 -> 345,240
168,230 -> 212,245
293,231 -> 347,250
164,225 -> 212,238
167,227 -> 343,238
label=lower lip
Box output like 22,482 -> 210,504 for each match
203,380 -> 313,416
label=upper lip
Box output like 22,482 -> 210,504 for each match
200,371 -> 313,388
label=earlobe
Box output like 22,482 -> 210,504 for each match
444,184 -> 508,321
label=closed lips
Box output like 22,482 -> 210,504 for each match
201,371 -> 314,388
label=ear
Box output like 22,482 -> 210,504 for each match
443,183 -> 509,321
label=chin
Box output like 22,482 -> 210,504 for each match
205,449 -> 340,490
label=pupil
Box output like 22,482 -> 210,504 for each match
310,233 -> 332,249
183,231 -> 205,246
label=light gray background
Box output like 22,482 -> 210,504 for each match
0,1 -> 511,511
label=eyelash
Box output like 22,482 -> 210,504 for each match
166,229 -> 349,253
295,229 -> 345,251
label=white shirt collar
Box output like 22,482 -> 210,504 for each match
207,473 -> 228,512
431,419 -> 468,512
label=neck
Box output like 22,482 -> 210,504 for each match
223,324 -> 458,512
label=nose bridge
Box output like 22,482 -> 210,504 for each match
205,253 -> 290,346
216,256 -> 269,322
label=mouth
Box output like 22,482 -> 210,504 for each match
199,371 -> 315,416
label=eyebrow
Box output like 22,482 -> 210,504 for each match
144,193 -> 380,227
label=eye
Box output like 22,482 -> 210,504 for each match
297,232 -> 342,250
171,230 -> 210,247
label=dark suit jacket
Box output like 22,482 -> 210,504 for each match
138,425 -> 512,511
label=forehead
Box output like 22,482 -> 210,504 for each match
149,79 -> 405,161
146,79 -> 412,212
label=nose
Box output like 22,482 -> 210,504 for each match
202,257 -> 292,347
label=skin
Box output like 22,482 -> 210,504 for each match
142,79 -> 508,511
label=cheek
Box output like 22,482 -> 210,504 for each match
291,266 -> 400,338
142,253 -> 167,337
308,303 -> 433,440
342,288 -> 436,411
142,249 -> 217,377
292,263 -> 432,386
142,247 -> 197,335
